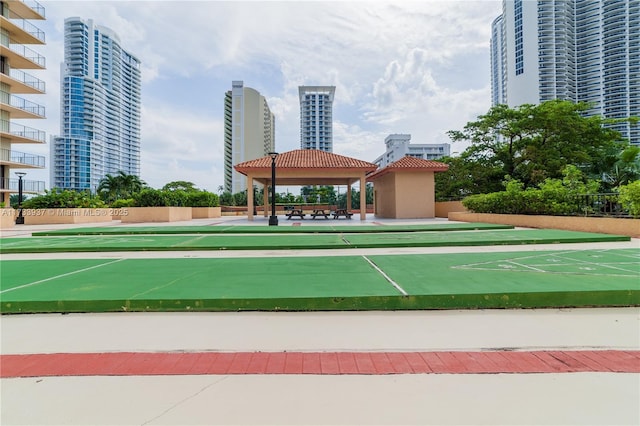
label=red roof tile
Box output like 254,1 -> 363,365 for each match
235,149 -> 378,171
367,156 -> 449,181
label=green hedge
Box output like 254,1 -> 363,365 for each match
133,189 -> 219,207
462,165 -> 599,216
21,189 -> 107,209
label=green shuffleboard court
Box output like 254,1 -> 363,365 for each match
0,229 -> 629,254
1,249 -> 638,313
31,222 -> 513,236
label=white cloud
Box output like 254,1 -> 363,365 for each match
30,0 -> 502,192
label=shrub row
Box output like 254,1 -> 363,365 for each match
460,165 -> 640,216
22,189 -> 107,209
21,188 -> 219,209
133,189 -> 219,207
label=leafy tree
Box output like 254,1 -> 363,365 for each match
448,100 -> 627,188
10,193 -> 30,208
98,171 -> 146,203
162,181 -> 197,192
618,180 -> 640,217
435,154 -> 504,200
219,191 -> 234,206
597,145 -> 640,191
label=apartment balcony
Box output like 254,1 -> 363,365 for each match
0,68 -> 46,94
0,94 -> 45,118
0,14 -> 45,44
5,0 -> 46,20
0,43 -> 46,69
0,177 -> 45,194
0,119 -> 45,144
0,148 -> 45,168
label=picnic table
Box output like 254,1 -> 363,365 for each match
285,208 -> 306,219
333,208 -> 353,219
310,209 -> 330,219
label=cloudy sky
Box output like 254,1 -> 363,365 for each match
26,0 -> 502,192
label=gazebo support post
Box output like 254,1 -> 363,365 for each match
247,177 -> 254,221
360,176 -> 367,220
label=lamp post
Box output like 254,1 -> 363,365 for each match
15,172 -> 26,225
268,152 -> 278,226
252,185 -> 257,216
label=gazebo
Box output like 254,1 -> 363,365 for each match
234,149 -> 378,221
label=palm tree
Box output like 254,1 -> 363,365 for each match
97,172 -> 146,203
118,171 -> 146,198
97,173 -> 121,203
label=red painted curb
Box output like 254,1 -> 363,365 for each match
1,350 -> 638,378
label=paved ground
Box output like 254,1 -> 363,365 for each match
1,215 -> 639,425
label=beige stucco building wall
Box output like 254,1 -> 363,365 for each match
374,171 -> 436,219
224,81 -> 275,194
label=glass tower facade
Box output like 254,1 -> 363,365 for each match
492,0 -> 639,145
299,86 -> 335,152
52,17 -> 141,191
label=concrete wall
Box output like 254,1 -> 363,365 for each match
373,174 -> 397,218
374,171 -> 436,219
396,172 -> 435,218
0,208 -> 15,229
121,207 -> 192,223
19,209 -> 113,225
449,212 -> 640,238
435,201 -> 467,218
192,207 -> 222,219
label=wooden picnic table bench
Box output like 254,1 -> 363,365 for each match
310,208 -> 330,219
285,208 -> 306,219
333,208 -> 353,219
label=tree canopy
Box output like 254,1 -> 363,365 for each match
97,171 -> 147,203
438,100 -> 634,199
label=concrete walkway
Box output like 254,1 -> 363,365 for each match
1,216 -> 639,425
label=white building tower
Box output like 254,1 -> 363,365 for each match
223,81 -> 275,194
299,86 -> 335,152
492,0 -> 639,145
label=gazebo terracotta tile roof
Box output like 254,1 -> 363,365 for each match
367,156 -> 449,181
235,149 -> 377,171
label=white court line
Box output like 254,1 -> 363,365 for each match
0,258 -> 125,295
549,252 -> 640,274
506,261 -> 547,273
362,256 -> 408,296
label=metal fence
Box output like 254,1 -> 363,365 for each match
576,193 -> 629,217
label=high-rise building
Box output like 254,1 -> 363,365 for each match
52,17 -> 141,191
491,0 -> 639,145
373,134 -> 450,169
299,86 -> 335,152
490,14 -> 506,107
223,81 -> 275,194
1,0 -> 47,206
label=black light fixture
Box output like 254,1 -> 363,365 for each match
268,152 -> 279,226
15,171 -> 26,225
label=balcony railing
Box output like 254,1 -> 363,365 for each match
0,177 -> 45,192
2,93 -> 45,117
0,119 -> 46,142
5,15 -> 45,43
23,0 -> 46,18
0,148 -> 45,167
4,68 -> 46,92
5,43 -> 46,68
